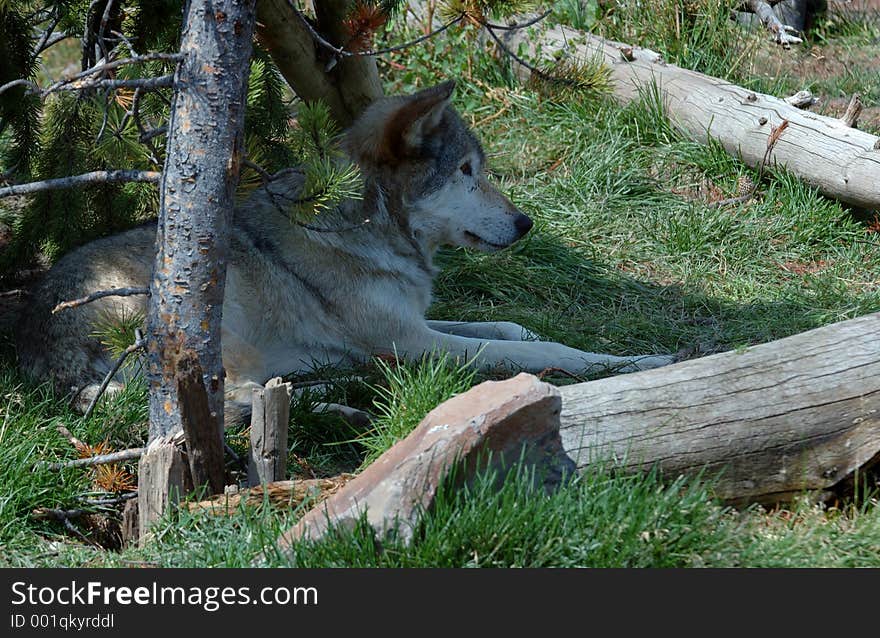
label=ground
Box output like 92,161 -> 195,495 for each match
0,3 -> 878,567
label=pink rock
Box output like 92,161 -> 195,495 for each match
275,373 -> 574,550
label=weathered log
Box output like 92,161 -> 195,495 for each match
558,312 -> 880,506
248,377 -> 293,486
497,22 -> 880,209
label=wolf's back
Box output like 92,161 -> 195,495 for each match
16,224 -> 156,396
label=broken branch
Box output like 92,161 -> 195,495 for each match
841,94 -> 863,128
82,330 -> 145,421
42,448 -> 144,471
52,286 -> 150,314
0,171 -> 160,199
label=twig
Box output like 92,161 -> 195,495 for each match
82,330 -> 145,421
35,31 -> 71,56
52,286 -> 150,314
33,11 -> 63,58
131,88 -> 163,164
110,30 -> 138,57
711,120 -> 789,208
784,89 -> 818,109
42,448 -> 145,471
244,159 -> 273,184
82,0 -> 101,71
225,443 -> 248,473
537,367 -> 586,383
97,0 -> 116,63
708,192 -> 755,208
31,505 -> 123,548
481,10 -> 553,31
95,88 -> 112,143
1,72 -> 175,99
139,125 -> 167,142
42,53 -> 182,95
482,22 -> 582,88
56,424 -> 86,451
45,74 -> 175,96
0,171 -> 160,199
31,507 -> 89,521
84,492 -> 138,506
0,79 -> 35,97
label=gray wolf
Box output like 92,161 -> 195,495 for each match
16,81 -> 672,421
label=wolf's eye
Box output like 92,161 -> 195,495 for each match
460,162 -> 472,176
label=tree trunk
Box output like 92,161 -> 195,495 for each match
497,22 -> 880,209
141,0 -> 256,532
558,312 -> 880,506
256,0 -> 383,127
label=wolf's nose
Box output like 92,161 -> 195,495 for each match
514,213 -> 533,236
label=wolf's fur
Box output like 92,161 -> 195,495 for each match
16,81 -> 671,419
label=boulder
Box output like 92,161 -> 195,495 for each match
274,373 -> 575,551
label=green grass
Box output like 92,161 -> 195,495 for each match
1,5 -> 879,567
355,353 -> 478,468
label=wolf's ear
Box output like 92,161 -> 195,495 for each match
388,80 -> 456,154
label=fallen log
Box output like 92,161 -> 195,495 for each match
186,474 -> 354,515
558,312 -> 880,506
497,21 -> 880,209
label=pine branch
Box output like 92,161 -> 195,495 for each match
0,170 -> 160,198
286,1 -> 464,60
481,10 -> 552,31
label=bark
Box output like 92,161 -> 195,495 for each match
558,312 -> 880,506
146,0 -> 256,442
256,0 -> 383,127
498,22 -> 880,209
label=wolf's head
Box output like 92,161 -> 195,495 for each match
343,81 -> 533,253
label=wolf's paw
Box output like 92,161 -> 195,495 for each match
628,354 -> 676,371
71,381 -> 124,414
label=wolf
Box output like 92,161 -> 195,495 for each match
16,80 -> 672,422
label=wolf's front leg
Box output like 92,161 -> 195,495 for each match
396,328 -> 673,375
224,378 -> 371,429
426,320 -> 541,341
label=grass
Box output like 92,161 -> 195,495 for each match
1,4 -> 879,566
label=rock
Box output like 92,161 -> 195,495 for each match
273,373 -> 575,552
